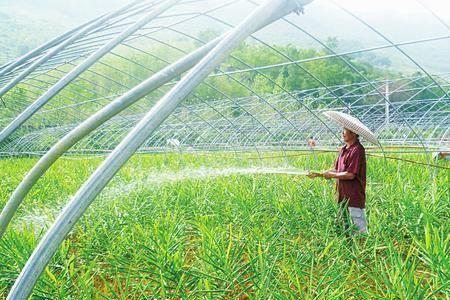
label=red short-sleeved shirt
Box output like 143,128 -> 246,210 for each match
334,140 -> 366,208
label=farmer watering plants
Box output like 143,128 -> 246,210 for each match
308,111 -> 380,235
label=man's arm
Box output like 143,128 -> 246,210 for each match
306,167 -> 337,179
322,171 -> 355,180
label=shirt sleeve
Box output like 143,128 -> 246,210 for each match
346,147 -> 364,175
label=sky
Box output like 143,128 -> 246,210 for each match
2,0 -> 450,22
0,0 -> 132,26
1,0 -> 449,71
0,0 -> 449,32
334,0 -> 450,15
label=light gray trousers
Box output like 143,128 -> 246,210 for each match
337,205 -> 368,234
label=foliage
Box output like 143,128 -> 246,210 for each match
0,152 -> 449,299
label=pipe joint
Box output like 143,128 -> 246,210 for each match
293,0 -> 314,15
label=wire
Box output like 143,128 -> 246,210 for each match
242,149 -> 450,171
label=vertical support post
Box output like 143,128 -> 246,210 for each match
385,78 -> 390,125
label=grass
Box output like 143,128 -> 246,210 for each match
0,151 -> 449,299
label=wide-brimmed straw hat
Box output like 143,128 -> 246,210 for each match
323,111 -> 380,145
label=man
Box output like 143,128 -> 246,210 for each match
307,136 -> 317,149
307,136 -> 318,171
309,128 -> 367,234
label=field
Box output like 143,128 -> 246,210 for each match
0,152 -> 449,299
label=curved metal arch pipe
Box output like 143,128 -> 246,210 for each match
406,5 -> 450,135
0,0 -> 144,107
0,0 -> 169,144
200,14 -> 345,142
0,0 -> 311,238
0,33 -> 221,239
204,5 -> 436,154
0,13 -> 112,80
0,0 -> 241,131
1,1 -> 158,80
6,1 -> 312,298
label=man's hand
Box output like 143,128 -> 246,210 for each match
307,172 -> 323,179
307,169 -> 342,180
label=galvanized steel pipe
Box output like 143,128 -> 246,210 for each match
6,0 -> 312,298
0,0 -> 177,145
0,0 -> 144,143
0,0 -> 312,238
